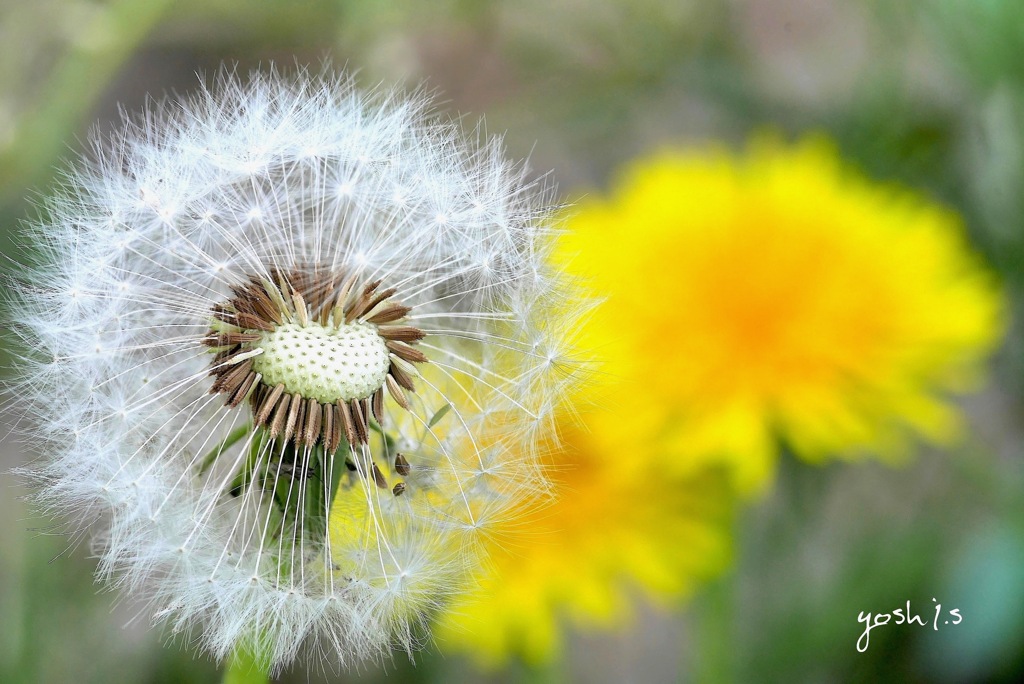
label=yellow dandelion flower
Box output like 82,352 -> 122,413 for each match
433,406 -> 732,667
558,136 -> 1003,493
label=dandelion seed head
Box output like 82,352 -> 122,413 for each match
7,65 -> 584,670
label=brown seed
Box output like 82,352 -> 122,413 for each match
291,291 -> 309,326
350,399 -> 368,444
385,375 -> 410,410
377,325 -> 426,343
388,361 -> 416,392
211,358 -> 252,394
269,393 -> 292,438
394,453 -> 411,476
297,398 -> 310,444
355,286 -> 397,320
332,273 -> 359,322
274,269 -> 292,302
386,340 -> 428,364
304,398 -> 321,446
366,303 -> 411,325
323,403 -> 337,453
371,388 -> 384,424
248,382 -> 265,412
392,482 -> 406,496
234,312 -> 274,332
230,285 -> 260,317
285,393 -> 302,443
227,371 -> 259,408
255,383 -> 285,425
371,463 -> 388,489
337,402 -> 356,447
261,278 -> 289,317
247,283 -> 282,324
230,282 -> 252,300
346,280 -> 383,323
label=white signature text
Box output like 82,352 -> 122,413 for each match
857,598 -> 961,652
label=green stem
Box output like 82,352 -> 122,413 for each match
222,646 -> 272,684
517,656 -> 567,684
693,571 -> 737,684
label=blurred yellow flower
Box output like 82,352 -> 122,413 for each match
434,411 -> 732,667
559,136 -> 1003,493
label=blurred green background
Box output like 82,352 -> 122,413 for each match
1,1 -> 1022,682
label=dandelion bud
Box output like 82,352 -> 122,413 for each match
8,66 -> 582,669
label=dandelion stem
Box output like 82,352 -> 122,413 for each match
516,657 -> 567,684
222,646 -> 272,684
692,567 -> 737,684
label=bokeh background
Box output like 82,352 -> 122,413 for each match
1,1 -> 1023,682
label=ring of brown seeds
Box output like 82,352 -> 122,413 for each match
203,266 -> 428,456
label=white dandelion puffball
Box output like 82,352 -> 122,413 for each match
9,67 -> 580,668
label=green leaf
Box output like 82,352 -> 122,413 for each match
198,424 -> 251,477
229,430 -> 266,497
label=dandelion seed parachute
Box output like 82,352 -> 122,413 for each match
7,66 -> 581,669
